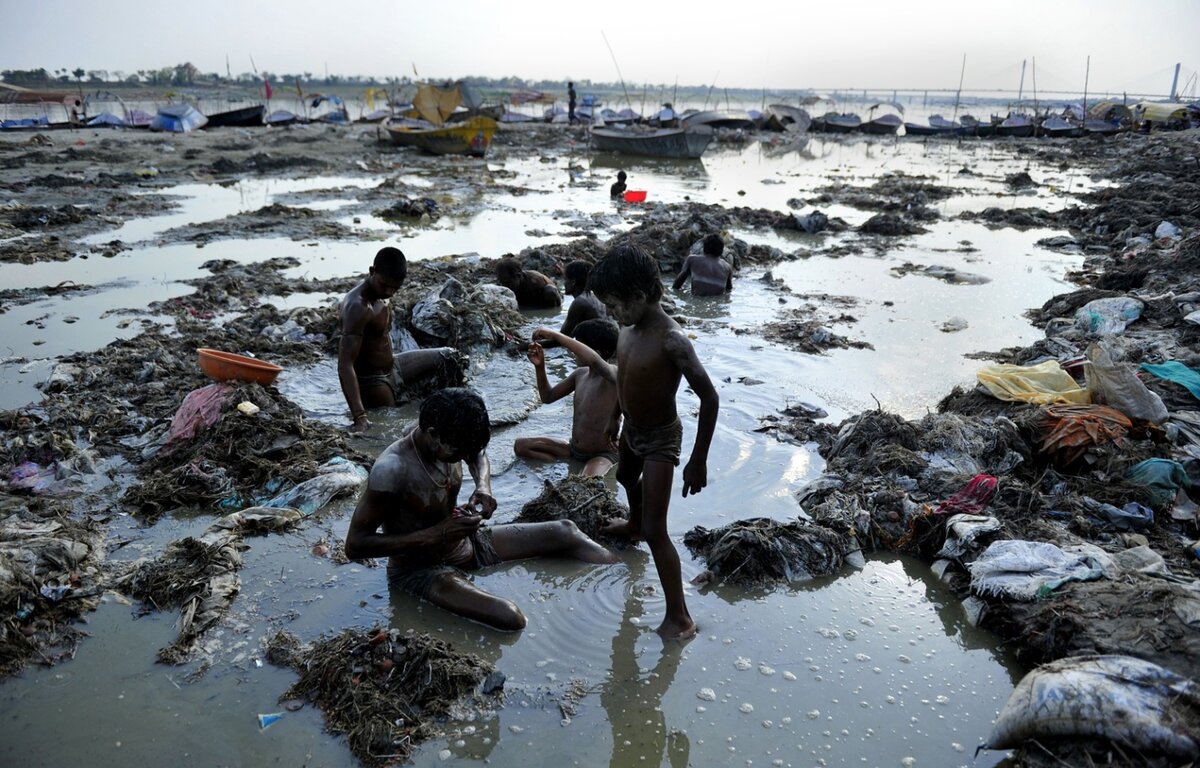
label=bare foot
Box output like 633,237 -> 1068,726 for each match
601,517 -> 643,542
657,616 -> 698,641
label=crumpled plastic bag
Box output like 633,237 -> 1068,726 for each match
986,655 -> 1200,759
261,456 -> 368,515
968,539 -> 1106,600
977,360 -> 1090,405
1074,296 -> 1144,335
1085,342 -> 1168,424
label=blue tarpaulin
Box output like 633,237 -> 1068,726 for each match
149,103 -> 208,133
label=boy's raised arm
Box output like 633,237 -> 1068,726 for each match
531,327 -> 617,383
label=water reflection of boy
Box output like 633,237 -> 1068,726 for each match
601,556 -> 690,768
346,388 -> 617,631
337,246 -> 460,432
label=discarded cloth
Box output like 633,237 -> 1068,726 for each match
936,513 -> 1002,559
1126,458 -> 1196,508
1079,496 -> 1153,531
968,539 -> 1106,601
976,361 -> 1090,405
1140,360 -> 1200,402
933,474 -> 998,516
163,383 -> 234,454
1036,403 -> 1131,465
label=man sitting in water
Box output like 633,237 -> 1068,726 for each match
338,246 -> 463,432
610,171 -> 627,198
495,256 -> 563,309
514,320 -> 622,477
672,234 -> 733,296
345,388 -> 618,631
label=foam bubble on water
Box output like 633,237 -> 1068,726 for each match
886,695 -> 896,704
806,709 -> 820,720
759,664 -> 776,676
781,716 -> 792,724
734,657 -> 752,670
843,629 -> 858,640
859,617 -> 875,626
508,725 -> 525,734
901,758 -> 916,767
762,719 -> 773,728
740,703 -> 754,714
783,671 -> 797,681
697,688 -> 717,701
889,624 -> 901,632
936,695 -> 949,705
952,742 -> 965,752
696,705 -> 707,713
855,653 -> 871,662
817,627 -> 840,639
438,749 -> 453,760
898,654 -> 912,664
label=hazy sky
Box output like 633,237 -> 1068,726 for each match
3,0 -> 1197,97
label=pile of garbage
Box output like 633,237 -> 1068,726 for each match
683,517 -> 863,588
0,496 -> 105,678
515,475 -> 632,549
119,506 -> 302,663
772,130 -> 1200,766
267,627 -> 500,766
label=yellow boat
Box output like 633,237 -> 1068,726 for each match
383,82 -> 497,157
384,115 -> 496,157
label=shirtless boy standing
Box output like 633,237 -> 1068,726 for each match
589,244 -> 720,639
514,319 -> 622,477
338,246 -> 462,432
345,388 -> 617,631
672,234 -> 733,296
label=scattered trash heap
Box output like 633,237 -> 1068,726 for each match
751,131 -> 1200,765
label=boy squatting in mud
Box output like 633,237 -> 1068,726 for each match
338,246 -> 462,432
344,388 -> 617,630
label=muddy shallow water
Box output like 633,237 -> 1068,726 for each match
0,125 -> 1103,766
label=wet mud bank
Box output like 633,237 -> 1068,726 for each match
765,131 -> 1200,766
1,121 -> 1198,765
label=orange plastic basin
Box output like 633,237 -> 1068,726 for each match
197,348 -> 283,385
624,190 -> 647,202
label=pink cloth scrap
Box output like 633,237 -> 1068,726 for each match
933,474 -> 999,516
163,383 -> 234,453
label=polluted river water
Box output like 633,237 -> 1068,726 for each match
0,130 -> 1099,766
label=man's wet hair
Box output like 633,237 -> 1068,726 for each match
374,246 -> 407,282
703,234 -> 725,257
589,244 -> 663,302
496,257 -> 523,282
419,388 -> 490,454
572,318 -> 619,360
564,260 -> 592,287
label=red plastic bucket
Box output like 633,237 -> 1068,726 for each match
623,190 -> 647,203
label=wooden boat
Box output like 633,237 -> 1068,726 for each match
590,125 -> 713,159
1083,118 -> 1124,136
860,113 -> 902,135
266,109 -> 300,126
384,115 -> 497,157
150,103 -> 207,132
205,104 -> 265,128
1038,115 -> 1082,138
811,112 -> 862,133
680,109 -> 757,131
960,114 -> 998,138
995,113 -> 1035,138
760,104 -> 812,133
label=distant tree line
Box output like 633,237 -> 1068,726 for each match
1,65 -> 658,93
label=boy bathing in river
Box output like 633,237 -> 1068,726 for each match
514,319 -> 622,477
672,233 -> 733,296
589,245 -> 720,639
338,246 -> 462,432
345,388 -> 617,631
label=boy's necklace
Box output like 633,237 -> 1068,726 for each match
410,433 -> 452,490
